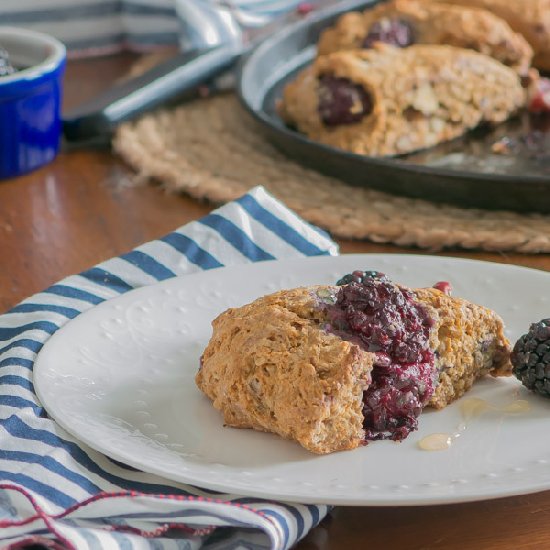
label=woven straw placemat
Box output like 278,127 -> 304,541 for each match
114,93 -> 550,253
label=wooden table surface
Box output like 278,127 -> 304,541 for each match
3,53 -> 550,549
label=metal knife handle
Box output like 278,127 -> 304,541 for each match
63,46 -> 241,142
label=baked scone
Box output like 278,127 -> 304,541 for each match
318,0 -> 533,76
279,45 -> 526,156
431,0 -> 550,71
196,273 -> 512,454
415,286 -> 512,408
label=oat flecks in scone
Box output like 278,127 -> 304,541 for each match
196,287 -> 375,454
279,45 -> 526,157
317,0 -> 533,75
431,0 -> 550,71
413,287 -> 512,409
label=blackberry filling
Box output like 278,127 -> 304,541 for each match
325,277 -> 437,441
362,18 -> 415,49
318,75 -> 373,126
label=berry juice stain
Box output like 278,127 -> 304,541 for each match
0,47 -> 17,77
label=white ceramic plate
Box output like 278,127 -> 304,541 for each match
34,254 -> 550,505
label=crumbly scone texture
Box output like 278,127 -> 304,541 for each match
431,0 -> 550,70
196,286 -> 375,454
317,0 -> 533,75
413,287 -> 512,409
197,283 -> 513,453
279,45 -> 525,156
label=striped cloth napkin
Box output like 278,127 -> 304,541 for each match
0,186 -> 337,550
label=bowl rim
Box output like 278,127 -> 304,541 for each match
0,26 -> 66,85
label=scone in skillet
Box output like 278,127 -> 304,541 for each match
318,0 -> 533,76
431,0 -> 550,71
196,273 -> 512,454
279,45 -> 525,156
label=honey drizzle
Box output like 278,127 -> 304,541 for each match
418,397 -> 530,451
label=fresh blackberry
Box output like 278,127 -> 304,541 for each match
336,270 -> 387,286
511,319 -> 550,397
0,47 -> 15,77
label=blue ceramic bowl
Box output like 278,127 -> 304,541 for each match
0,27 -> 66,180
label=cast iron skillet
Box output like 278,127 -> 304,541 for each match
237,0 -> 550,212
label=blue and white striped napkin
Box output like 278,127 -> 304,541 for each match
0,186 -> 338,550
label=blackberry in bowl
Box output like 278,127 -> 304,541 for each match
0,27 -> 66,179
0,46 -> 16,77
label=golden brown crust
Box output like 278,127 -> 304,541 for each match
196,282 -> 513,454
279,45 -> 525,156
431,0 -> 550,70
317,0 -> 533,75
413,287 -> 512,409
196,286 -> 374,454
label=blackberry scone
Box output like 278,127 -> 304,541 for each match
431,0 -> 550,71
278,45 -> 525,156
196,274 -> 512,454
318,0 -> 533,76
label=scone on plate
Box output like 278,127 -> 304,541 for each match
278,45 -> 525,156
196,273 -> 512,454
431,0 -> 550,71
318,0 -> 533,76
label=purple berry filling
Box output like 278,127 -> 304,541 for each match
318,75 -> 373,126
324,277 -> 437,441
362,18 -> 415,49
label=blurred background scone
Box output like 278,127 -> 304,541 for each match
279,45 -> 525,156
318,0 -> 533,76
431,0 -> 550,71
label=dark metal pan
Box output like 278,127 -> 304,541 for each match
237,1 -> 550,212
